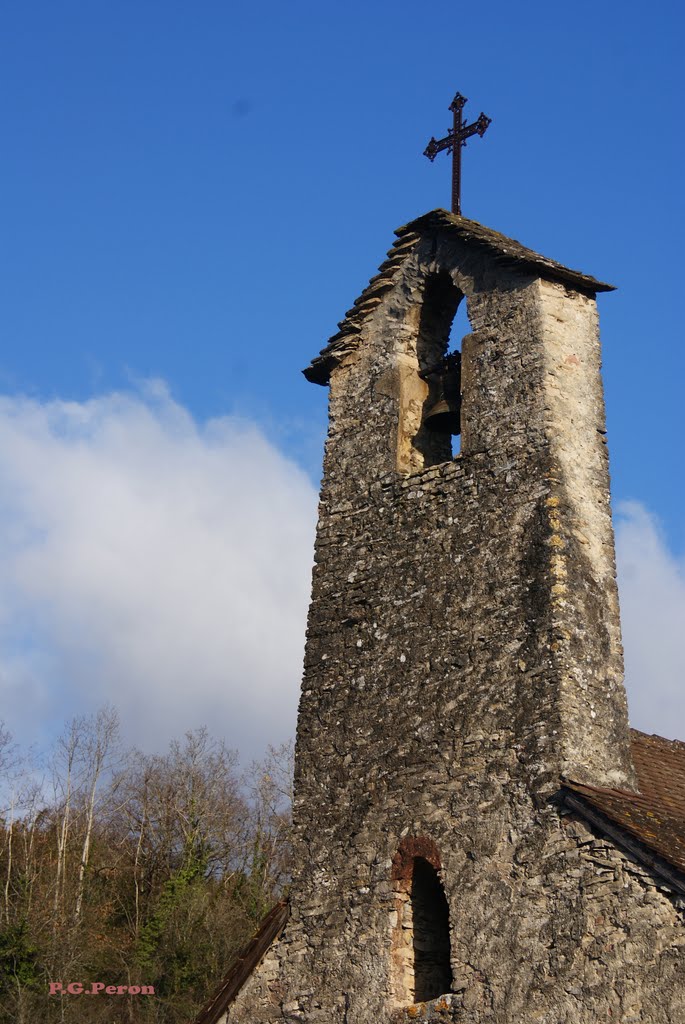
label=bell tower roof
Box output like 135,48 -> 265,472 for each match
304,209 -> 614,386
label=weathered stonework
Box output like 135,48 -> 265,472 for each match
222,212 -> 685,1022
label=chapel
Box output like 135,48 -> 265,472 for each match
194,108 -> 685,1024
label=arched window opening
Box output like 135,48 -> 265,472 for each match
414,272 -> 465,468
390,839 -> 453,1008
411,857 -> 453,1002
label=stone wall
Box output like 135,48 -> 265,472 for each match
225,224 -> 684,1022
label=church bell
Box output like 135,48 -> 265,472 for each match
421,351 -> 462,435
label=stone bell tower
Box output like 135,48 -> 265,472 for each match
221,210 -> 685,1024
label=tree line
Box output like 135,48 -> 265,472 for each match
0,708 -> 292,1023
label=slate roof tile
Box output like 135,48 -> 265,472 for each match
564,729 -> 685,876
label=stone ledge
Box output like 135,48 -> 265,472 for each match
389,992 -> 463,1022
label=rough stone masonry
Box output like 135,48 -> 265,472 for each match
219,210 -> 685,1023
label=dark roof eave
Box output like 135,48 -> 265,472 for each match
303,356 -> 336,386
191,900 -> 289,1024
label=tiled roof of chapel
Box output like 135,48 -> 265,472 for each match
564,729 -> 685,879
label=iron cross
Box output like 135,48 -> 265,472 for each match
424,93 -> 491,216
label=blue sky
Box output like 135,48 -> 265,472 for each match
0,1 -> 683,758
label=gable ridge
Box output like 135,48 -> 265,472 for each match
304,209 -> 614,386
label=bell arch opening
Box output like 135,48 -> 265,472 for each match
390,839 -> 453,1008
409,266 -> 466,468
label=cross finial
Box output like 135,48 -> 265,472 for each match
424,92 -> 491,216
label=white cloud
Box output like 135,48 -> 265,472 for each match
615,501 -> 685,741
0,383 -> 317,759
0,392 -> 681,762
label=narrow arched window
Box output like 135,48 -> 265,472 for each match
410,857 -> 453,1002
390,839 -> 453,1007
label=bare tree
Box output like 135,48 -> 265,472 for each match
51,717 -> 81,920
0,713 -> 297,1024
244,741 -> 294,907
74,706 -> 120,922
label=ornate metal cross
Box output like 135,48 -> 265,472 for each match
423,92 -> 491,216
